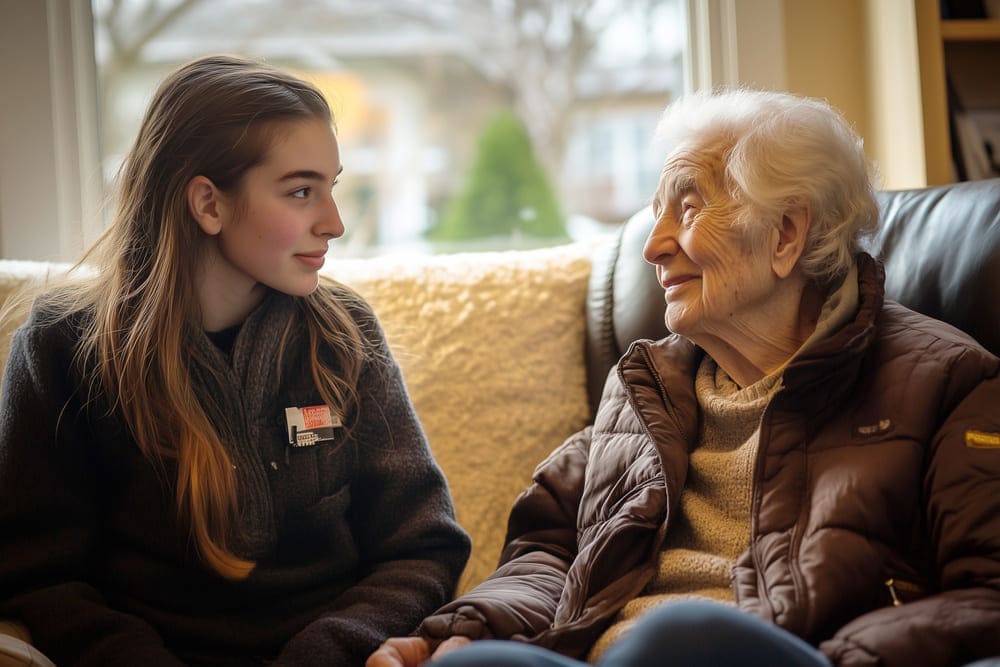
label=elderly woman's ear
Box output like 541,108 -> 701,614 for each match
771,204 -> 810,279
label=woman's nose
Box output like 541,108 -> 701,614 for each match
317,195 -> 346,239
643,214 -> 680,265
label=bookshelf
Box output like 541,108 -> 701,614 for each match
917,4 -> 1000,183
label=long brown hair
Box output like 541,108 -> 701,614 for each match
23,55 -> 366,580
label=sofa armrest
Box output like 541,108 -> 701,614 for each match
585,206 -> 667,418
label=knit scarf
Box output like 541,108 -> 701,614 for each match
188,290 -> 299,559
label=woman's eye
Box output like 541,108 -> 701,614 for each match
291,187 -> 311,199
679,201 -> 700,227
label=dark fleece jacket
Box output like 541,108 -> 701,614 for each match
0,288 -> 470,666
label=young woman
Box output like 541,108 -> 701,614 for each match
0,54 -> 469,666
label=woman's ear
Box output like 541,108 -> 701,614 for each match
771,203 -> 810,279
187,175 -> 226,236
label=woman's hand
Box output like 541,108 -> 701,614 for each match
367,637 -> 430,667
366,636 -> 472,667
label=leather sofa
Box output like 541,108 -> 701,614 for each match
2,178 -> 999,665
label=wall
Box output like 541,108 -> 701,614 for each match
783,0 -> 870,152
0,1 -> 60,260
864,0 -> 937,188
731,0 -> 933,190
781,0 -> 933,189
0,0 -> 101,262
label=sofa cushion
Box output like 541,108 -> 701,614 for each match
329,243 -> 593,592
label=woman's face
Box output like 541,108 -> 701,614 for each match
220,118 -> 344,297
642,141 -> 778,345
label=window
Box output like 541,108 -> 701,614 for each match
89,0 -> 687,256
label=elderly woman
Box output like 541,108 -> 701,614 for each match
368,89 -> 1000,667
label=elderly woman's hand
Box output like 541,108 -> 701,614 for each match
366,636 -> 472,667
367,637 -> 430,667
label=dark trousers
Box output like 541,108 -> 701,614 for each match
431,600 -> 832,667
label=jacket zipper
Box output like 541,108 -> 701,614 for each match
558,342 -> 677,624
739,395 -> 796,622
884,578 -> 923,606
626,341 -> 687,435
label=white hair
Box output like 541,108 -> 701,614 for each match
654,87 -> 880,283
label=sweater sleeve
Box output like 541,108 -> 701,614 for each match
415,426 -> 592,646
275,318 -> 471,666
820,353 -> 1000,667
0,320 -> 185,667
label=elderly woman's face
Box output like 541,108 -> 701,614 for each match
643,142 -> 777,344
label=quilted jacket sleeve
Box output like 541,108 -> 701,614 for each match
416,426 -> 592,645
820,351 -> 1000,667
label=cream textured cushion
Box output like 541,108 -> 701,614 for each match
327,244 -> 593,592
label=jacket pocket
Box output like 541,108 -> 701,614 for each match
285,483 -> 358,557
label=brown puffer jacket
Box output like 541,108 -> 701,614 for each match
418,255 -> 1000,667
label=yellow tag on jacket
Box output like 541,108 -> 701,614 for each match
966,430 -> 1000,449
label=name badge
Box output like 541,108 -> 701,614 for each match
284,405 -> 341,447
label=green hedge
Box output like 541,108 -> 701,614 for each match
430,111 -> 566,242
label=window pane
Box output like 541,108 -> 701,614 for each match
92,0 -> 687,256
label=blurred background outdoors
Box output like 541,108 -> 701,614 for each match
91,0 -> 688,256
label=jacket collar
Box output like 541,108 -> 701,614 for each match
778,253 -> 883,412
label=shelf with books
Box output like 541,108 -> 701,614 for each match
940,18 -> 1000,40
917,2 -> 1000,182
